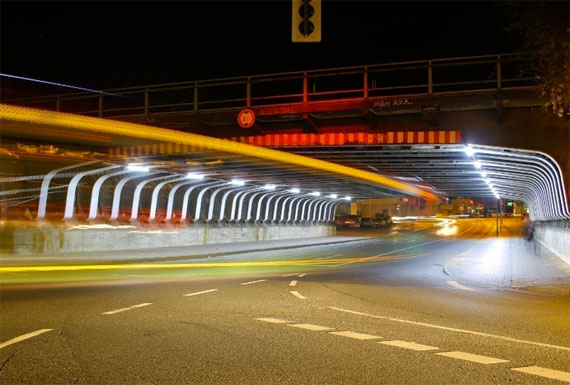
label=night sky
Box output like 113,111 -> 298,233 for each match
1,1 -> 523,96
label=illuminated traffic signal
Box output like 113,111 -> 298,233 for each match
292,0 -> 321,43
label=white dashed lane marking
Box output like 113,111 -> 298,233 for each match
379,340 -> 439,351
329,306 -> 570,352
288,323 -> 334,331
183,289 -> 218,297
0,329 -> 53,350
446,280 -> 476,291
290,290 -> 306,299
241,279 -> 267,285
289,280 -> 297,287
436,351 -> 509,364
102,303 -> 152,315
255,318 -> 293,324
282,273 -> 299,277
329,331 -> 382,340
298,273 -> 307,278
256,315 -> 569,382
102,307 -> 131,315
512,366 -> 570,383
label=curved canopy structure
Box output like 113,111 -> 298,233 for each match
0,104 -> 437,201
465,145 -> 569,221
1,104 -> 568,222
282,143 -> 569,221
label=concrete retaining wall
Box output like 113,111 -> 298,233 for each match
2,224 -> 335,255
534,223 -> 570,266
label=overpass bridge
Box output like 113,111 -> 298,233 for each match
1,53 -> 569,255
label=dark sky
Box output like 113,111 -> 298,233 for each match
1,1 -> 522,94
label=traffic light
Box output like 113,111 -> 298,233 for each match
292,0 -> 321,43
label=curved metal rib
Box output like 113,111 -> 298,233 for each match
64,165 -> 121,220
37,160 -> 99,219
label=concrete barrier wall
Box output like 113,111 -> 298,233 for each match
534,222 -> 570,266
3,224 -> 335,255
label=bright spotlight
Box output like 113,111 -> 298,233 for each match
473,161 -> 482,169
480,171 -> 487,177
230,179 -> 245,186
327,194 -> 338,199
127,164 -> 150,172
463,145 -> 475,157
343,196 -> 351,201
263,184 -> 276,190
309,191 -> 321,196
186,172 -> 205,180
288,188 -> 300,194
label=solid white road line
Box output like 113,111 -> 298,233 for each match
512,366 -> 570,383
290,290 -> 306,299
379,340 -> 439,351
298,273 -> 307,278
241,279 -> 267,285
446,280 -> 476,291
183,289 -> 218,297
102,303 -> 153,315
255,318 -> 293,324
436,351 -> 509,364
289,280 -> 298,287
0,329 -> 53,350
335,240 -> 440,266
288,323 -> 334,331
328,306 -> 570,352
314,253 -> 344,260
328,306 -> 388,319
335,223 -> 477,267
329,331 -> 382,340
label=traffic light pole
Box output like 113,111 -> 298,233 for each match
497,199 -> 499,237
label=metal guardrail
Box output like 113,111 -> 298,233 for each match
7,52 -> 537,118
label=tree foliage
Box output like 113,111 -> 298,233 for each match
505,1 -> 570,118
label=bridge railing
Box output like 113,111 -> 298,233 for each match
6,52 -> 537,118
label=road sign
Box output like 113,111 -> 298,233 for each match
237,109 -> 256,128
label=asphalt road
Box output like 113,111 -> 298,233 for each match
1,218 -> 569,384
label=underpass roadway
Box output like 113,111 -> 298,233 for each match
1,218 -> 569,384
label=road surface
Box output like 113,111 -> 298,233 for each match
1,218 -> 569,384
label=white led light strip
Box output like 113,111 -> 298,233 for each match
464,145 -> 569,221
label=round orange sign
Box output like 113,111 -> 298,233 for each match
237,108 -> 255,128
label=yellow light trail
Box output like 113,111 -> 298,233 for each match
0,104 -> 438,201
0,255 -> 420,274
